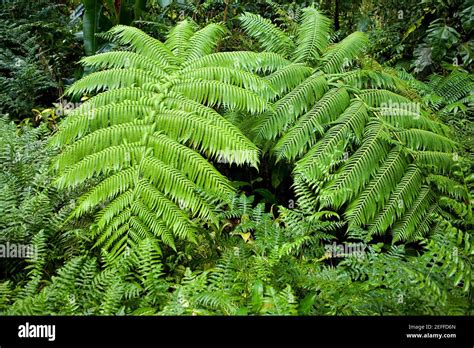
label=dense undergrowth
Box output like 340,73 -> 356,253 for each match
0,1 -> 472,315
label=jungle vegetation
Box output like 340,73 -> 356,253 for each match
0,0 -> 472,316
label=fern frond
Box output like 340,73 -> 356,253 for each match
104,25 -> 178,68
373,106 -> 447,134
293,8 -> 331,63
335,69 -> 406,91
139,156 -> 216,222
95,190 -> 134,229
182,51 -> 290,73
427,174 -> 469,201
295,101 -> 368,180
165,19 -> 196,58
392,186 -> 434,242
274,86 -> 350,161
184,23 -> 227,62
264,64 -> 314,96
72,168 -> 136,217
319,122 -> 390,208
411,151 -> 458,172
431,71 -> 474,104
368,165 -> 422,235
65,69 -> 162,99
180,66 -> 276,99
52,123 -> 151,171
136,180 -> 198,241
55,144 -> 142,190
80,51 -> 167,75
51,101 -> 154,146
195,291 -> 238,315
148,133 -> 233,193
345,148 -> 407,228
320,32 -> 368,73
254,73 -> 328,141
57,88 -> 155,123
239,12 -> 294,56
395,129 -> 458,152
358,89 -> 412,107
172,79 -> 269,114
151,110 -> 259,166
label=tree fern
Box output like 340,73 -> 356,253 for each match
239,12 -> 294,56
51,22 -> 273,257
239,7 -> 466,243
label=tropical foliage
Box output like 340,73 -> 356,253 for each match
238,8 -> 470,245
0,0 -> 82,119
0,2 -> 472,317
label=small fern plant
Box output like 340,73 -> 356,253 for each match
239,8 -> 467,243
50,20 -> 287,257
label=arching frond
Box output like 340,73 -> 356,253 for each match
273,86 -> 350,161
264,64 -> 314,97
55,144 -> 143,190
80,51 -> 167,75
373,106 -> 448,134
429,70 -> 474,104
395,129 -> 458,152
103,25 -> 178,68
293,8 -> 331,63
335,69 -> 409,92
182,51 -> 290,73
345,148 -> 407,228
165,19 -> 196,58
148,133 -> 233,193
427,174 -> 469,201
53,123 -> 150,171
411,151 -> 457,172
319,122 -> 390,208
180,66 -> 276,99
150,110 -> 259,166
172,79 -> 269,114
184,23 -> 227,62
52,101 -> 154,146
139,157 -> 216,222
254,73 -> 328,141
239,12 -> 294,56
58,88 -> 156,122
295,101 -> 368,180
65,69 -> 162,99
357,89 -> 412,107
391,187 -> 434,242
368,166 -> 422,235
136,179 -> 196,241
320,31 -> 368,74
